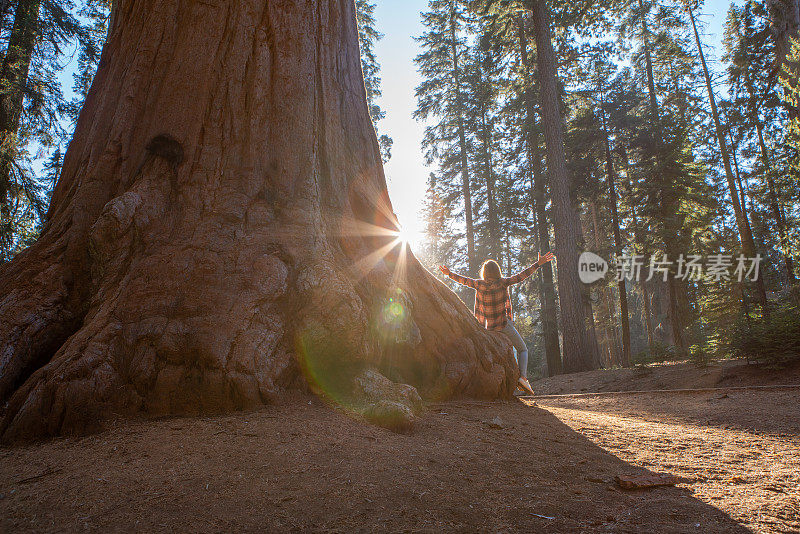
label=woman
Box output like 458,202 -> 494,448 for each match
439,252 -> 555,395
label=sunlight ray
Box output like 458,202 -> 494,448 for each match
348,238 -> 403,281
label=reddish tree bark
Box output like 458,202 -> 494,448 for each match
0,0 -> 516,443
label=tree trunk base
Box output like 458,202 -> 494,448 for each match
0,0 -> 517,444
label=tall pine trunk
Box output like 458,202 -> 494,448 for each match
621,147 -> 655,349
602,116 -> 631,366
576,202 -> 602,368
639,0 -> 687,355
729,135 -> 762,312
731,8 -> 797,282
518,14 -> 561,376
530,161 -> 563,376
685,2 -> 770,312
0,0 -> 42,231
750,90 -> 796,282
480,108 -> 501,260
589,200 -> 620,367
0,0 -> 517,443
528,0 -> 592,372
729,130 -> 756,256
448,12 -> 476,274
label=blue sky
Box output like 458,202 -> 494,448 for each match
375,0 -> 734,249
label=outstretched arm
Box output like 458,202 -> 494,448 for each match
439,265 -> 479,289
506,251 -> 556,285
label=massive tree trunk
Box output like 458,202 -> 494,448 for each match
0,0 -> 42,239
528,0 -> 592,372
0,0 -> 517,443
517,14 -> 562,376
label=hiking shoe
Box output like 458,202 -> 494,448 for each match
518,377 -> 535,396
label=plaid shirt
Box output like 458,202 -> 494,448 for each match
446,264 -> 540,331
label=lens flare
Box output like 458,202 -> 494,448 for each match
382,296 -> 407,325
295,202 -> 417,415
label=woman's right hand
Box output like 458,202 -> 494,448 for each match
439,265 -> 450,276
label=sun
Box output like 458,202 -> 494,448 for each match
394,227 -> 411,245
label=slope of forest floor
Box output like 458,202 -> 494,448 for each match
2,382 -> 798,533
532,358 -> 800,395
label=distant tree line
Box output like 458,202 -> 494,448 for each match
415,0 -> 800,374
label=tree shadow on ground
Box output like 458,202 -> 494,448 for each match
0,396 -> 751,532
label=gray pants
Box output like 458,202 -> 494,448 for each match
501,320 -> 528,379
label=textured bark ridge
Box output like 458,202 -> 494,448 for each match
0,0 -> 516,443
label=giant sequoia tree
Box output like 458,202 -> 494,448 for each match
0,0 -> 517,443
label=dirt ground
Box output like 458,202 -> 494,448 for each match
535,390 -> 800,533
532,358 -> 800,395
1,361 -> 798,533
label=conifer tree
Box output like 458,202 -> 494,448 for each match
415,0 -> 478,273
0,0 -> 82,259
725,0 -> 796,283
355,0 -> 393,163
525,0 -> 594,371
684,0 -> 770,313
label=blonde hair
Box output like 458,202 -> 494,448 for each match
480,259 -> 502,280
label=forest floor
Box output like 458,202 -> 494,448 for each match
1,360 -> 798,533
532,357 -> 800,395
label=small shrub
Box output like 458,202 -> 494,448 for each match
730,305 -> 800,364
630,341 -> 681,366
650,341 -> 678,362
689,344 -> 711,367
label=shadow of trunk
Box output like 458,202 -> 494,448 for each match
0,398 -> 752,532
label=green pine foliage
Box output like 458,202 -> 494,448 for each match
355,0 -> 393,163
416,0 -> 799,370
0,0 -> 104,261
